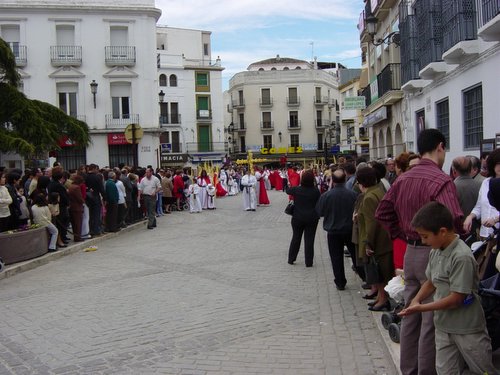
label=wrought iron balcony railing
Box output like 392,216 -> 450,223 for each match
7,42 -> 27,66
287,120 -> 301,130
50,45 -> 82,66
196,109 -> 212,120
105,114 -> 139,129
105,46 -> 136,66
159,114 -> 182,125
259,97 -> 273,107
260,121 -> 274,130
481,0 -> 500,26
286,97 -> 300,107
377,63 -> 401,98
442,0 -> 477,52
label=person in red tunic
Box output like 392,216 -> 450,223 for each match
172,169 -> 185,210
287,166 -> 300,200
255,167 -> 270,205
273,168 -> 283,191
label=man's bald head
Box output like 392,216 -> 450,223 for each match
452,156 -> 472,176
332,169 -> 346,184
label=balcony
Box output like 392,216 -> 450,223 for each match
360,85 -> 372,108
234,122 -> 246,132
186,141 -> 227,153
315,119 -> 330,128
287,120 -> 301,130
159,114 -> 182,126
7,43 -> 27,67
441,0 -> 478,63
286,97 -> 300,107
196,109 -> 212,121
478,0 -> 500,41
259,97 -> 273,107
71,114 -> 87,123
373,0 -> 400,18
232,99 -> 245,108
105,46 -> 136,66
377,63 -> 403,105
314,96 -> 329,106
50,46 -> 82,66
260,121 -> 274,130
105,114 -> 139,129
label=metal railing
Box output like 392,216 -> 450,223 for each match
105,46 -> 136,66
360,86 -> 372,108
232,99 -> 245,108
479,0 -> 500,26
105,113 -> 139,129
442,0 -> 477,52
315,119 -> 330,128
7,42 -> 27,66
235,122 -> 246,131
71,114 -> 87,123
259,97 -> 273,107
286,97 -> 300,106
159,114 -> 182,125
185,141 -> 227,153
260,121 -> 274,130
313,96 -> 330,105
50,45 -> 82,66
287,120 -> 301,130
377,63 -> 401,97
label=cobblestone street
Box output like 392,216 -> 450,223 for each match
0,190 -> 398,374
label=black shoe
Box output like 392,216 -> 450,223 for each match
305,264 -> 313,267
367,301 -> 377,307
336,285 -> 346,291
362,291 -> 378,300
48,248 -> 58,253
369,301 -> 391,312
361,283 -> 371,290
147,226 -> 154,229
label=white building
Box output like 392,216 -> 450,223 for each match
156,26 -> 225,169
226,56 -> 342,165
0,1 -> 225,170
399,0 -> 500,170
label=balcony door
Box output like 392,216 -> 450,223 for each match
111,83 -> 131,119
1,25 -> 20,55
56,25 -> 75,46
57,83 -> 78,118
198,125 -> 211,152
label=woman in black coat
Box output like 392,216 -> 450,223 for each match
285,169 -> 321,267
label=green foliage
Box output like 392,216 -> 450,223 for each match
0,38 -> 90,157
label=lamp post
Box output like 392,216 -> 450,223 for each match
365,14 -> 400,47
227,122 -> 235,155
90,80 -> 98,108
278,131 -> 282,143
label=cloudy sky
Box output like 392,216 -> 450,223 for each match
155,0 -> 364,89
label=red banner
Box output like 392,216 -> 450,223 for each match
58,135 -> 76,148
107,133 -> 128,145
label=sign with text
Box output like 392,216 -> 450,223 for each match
343,96 -> 366,110
260,146 -> 303,155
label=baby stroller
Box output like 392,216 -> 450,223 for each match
381,274 -> 405,343
471,227 -> 499,282
479,273 -> 500,351
172,189 -> 190,211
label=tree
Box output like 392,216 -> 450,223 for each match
0,37 -> 90,157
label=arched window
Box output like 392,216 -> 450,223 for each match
169,74 -> 177,87
283,67 -> 289,70
159,74 -> 167,86
295,66 -> 302,70
258,68 -> 264,71
271,67 -> 277,71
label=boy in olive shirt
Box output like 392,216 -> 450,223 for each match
399,202 -> 496,374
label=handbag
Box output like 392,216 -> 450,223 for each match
364,256 -> 381,285
284,200 -> 294,216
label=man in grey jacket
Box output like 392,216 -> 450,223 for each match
316,168 -> 357,290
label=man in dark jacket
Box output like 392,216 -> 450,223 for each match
85,164 -> 105,236
316,168 -> 357,290
47,167 -> 70,242
104,171 -> 119,233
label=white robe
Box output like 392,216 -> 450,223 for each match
241,174 -> 257,210
187,183 -> 202,213
197,177 -> 210,209
264,170 -> 271,190
207,184 -> 216,209
254,171 -> 261,204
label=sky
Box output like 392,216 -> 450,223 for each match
155,0 -> 365,90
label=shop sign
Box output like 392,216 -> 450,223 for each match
343,96 -> 366,110
362,106 -> 388,127
107,133 -> 129,145
58,135 -> 75,147
161,153 -> 188,163
260,146 -> 303,155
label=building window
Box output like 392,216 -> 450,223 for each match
289,111 -> 299,128
290,134 -> 300,147
109,144 -> 134,168
110,83 -> 131,119
58,92 -> 77,117
261,88 -> 271,105
203,43 -> 209,56
262,112 -> 272,128
159,74 -> 167,86
195,72 -> 209,91
436,98 -> 450,150
56,147 -> 86,171
463,84 -> 483,149
169,74 -> 177,87
317,133 -> 324,150
263,135 -> 273,149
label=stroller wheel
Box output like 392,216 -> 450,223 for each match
388,323 -> 400,343
381,312 -> 394,330
183,203 -> 189,211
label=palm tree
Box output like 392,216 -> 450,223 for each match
0,37 -> 90,157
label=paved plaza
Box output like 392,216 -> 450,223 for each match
0,190 -> 398,374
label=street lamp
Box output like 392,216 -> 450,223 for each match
278,131 -> 282,142
90,80 -> 98,108
158,90 -> 165,103
365,14 -> 400,47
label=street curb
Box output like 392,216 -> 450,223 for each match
372,310 -> 402,375
0,220 -> 145,281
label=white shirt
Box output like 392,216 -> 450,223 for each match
31,205 -> 52,226
138,175 -> 161,196
241,174 -> 256,187
115,180 -> 126,204
471,177 -> 500,237
0,185 -> 13,218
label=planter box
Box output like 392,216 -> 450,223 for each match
0,226 -> 49,265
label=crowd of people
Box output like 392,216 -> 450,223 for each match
284,129 -> 500,375
1,128 -> 500,373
